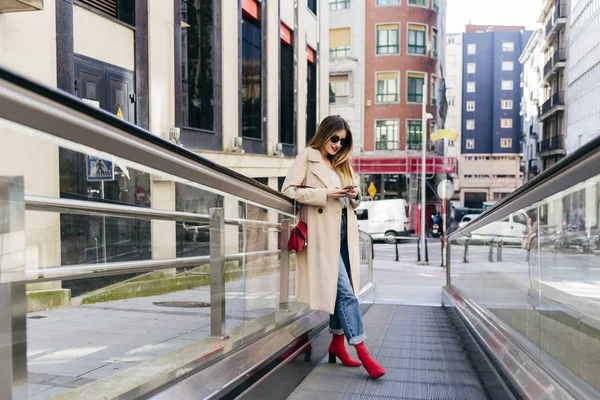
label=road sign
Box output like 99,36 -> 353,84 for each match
437,179 -> 454,199
367,182 -> 377,199
86,156 -> 114,182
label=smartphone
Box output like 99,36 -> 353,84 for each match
343,185 -> 358,191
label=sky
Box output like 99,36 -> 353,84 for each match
446,0 -> 543,33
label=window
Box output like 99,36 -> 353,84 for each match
467,82 -> 476,92
329,28 -> 351,58
330,0 -> 350,10
377,24 -> 400,54
502,61 -> 514,71
308,0 -> 317,15
466,119 -> 475,130
501,100 -> 513,109
502,42 -> 514,52
307,55 -> 317,143
407,120 -> 422,150
376,72 -> 399,103
408,0 -> 428,6
375,120 -> 400,150
431,76 -> 436,104
467,63 -> 476,74
407,73 -> 425,103
377,0 -> 400,4
466,101 -> 475,111
501,118 -> 513,128
501,80 -> 514,90
467,43 -> 476,55
408,24 -> 427,55
466,139 -> 475,149
79,0 -> 135,25
280,39 -> 295,145
330,75 -> 350,105
501,138 -> 513,148
447,96 -> 455,106
181,0 -> 215,132
432,29 -> 438,57
356,209 -> 369,220
242,16 -> 262,139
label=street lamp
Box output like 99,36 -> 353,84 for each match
420,83 -> 434,265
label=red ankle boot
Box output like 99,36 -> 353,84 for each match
328,334 -> 361,367
355,343 -> 386,379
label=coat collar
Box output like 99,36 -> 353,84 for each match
306,148 -> 337,189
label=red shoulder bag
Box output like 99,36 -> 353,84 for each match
287,186 -> 312,253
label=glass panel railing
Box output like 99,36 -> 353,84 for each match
449,173 -> 600,394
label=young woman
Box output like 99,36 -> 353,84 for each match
281,115 -> 385,379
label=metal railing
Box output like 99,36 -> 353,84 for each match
553,48 -> 566,64
0,65 -> 374,400
539,91 -> 564,117
539,135 -> 564,153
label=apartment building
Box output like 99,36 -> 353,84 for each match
566,0 -> 600,153
538,0 -> 568,170
328,0 -> 366,158
327,0 -> 452,232
0,0 -> 328,307
444,32 -> 463,198
460,25 -> 531,208
519,29 -> 544,183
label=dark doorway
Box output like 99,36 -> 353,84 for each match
60,56 -> 151,295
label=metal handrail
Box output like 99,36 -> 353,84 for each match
6,249 -> 282,285
25,195 -> 282,228
0,66 -> 294,215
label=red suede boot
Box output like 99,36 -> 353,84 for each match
355,342 -> 386,379
328,334 -> 361,367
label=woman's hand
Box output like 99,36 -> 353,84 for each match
345,188 -> 359,199
327,188 -> 349,199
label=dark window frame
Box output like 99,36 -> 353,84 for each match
407,120 -> 422,150
407,75 -> 424,103
280,40 -> 296,151
308,0 -> 318,15
76,0 -> 136,26
375,120 -> 400,150
408,27 -> 427,55
377,26 -> 399,55
175,0 -> 222,151
306,58 -> 318,144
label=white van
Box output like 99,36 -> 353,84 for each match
356,199 -> 410,243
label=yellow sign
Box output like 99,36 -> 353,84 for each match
116,106 -> 124,120
430,129 -> 459,143
368,182 -> 377,199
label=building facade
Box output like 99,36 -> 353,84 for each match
329,0 -> 452,233
444,32 -> 463,198
519,28 -> 544,183
460,25 -> 531,208
566,0 -> 599,153
538,0 -> 568,170
0,0 -> 328,306
328,0 -> 366,159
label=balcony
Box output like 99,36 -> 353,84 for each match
545,1 -> 567,40
539,135 -> 564,155
543,48 -> 566,81
538,91 -> 564,120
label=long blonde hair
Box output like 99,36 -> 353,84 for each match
308,115 -> 355,187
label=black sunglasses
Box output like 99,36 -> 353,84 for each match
330,135 -> 348,147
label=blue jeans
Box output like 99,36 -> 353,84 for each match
329,213 -> 367,345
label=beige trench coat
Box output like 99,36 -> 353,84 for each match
281,148 -> 361,315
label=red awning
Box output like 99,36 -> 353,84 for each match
242,0 -> 259,19
280,23 -> 292,44
307,46 -> 315,63
353,156 -> 457,174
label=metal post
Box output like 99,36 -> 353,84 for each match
425,237 -> 429,263
442,198 -> 447,268
497,239 -> 503,262
446,238 -> 452,285
419,82 -> 428,265
368,236 -> 374,283
488,240 -> 495,263
395,239 -> 399,262
101,180 -> 107,263
210,208 -> 226,337
0,176 -> 27,400
417,239 -> 421,262
463,239 -> 469,263
279,219 -> 291,309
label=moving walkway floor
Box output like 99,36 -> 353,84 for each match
286,304 -> 494,400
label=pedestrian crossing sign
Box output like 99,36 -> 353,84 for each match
368,182 -> 377,199
86,156 -> 114,182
